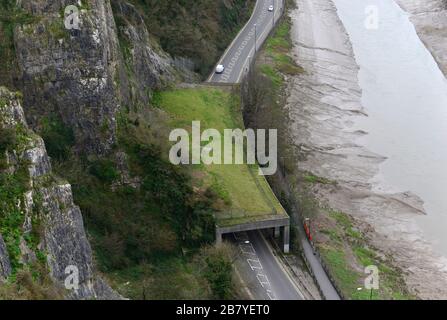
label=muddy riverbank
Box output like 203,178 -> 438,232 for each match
287,0 -> 447,299
396,0 -> 447,76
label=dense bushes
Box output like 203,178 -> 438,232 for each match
123,141 -> 217,247
89,159 -> 119,184
0,163 -> 30,273
0,127 -> 17,154
198,244 -> 237,299
63,134 -> 216,272
40,116 -> 75,161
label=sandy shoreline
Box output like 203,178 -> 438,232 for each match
287,0 -> 447,299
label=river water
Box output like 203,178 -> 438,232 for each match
332,0 -> 447,257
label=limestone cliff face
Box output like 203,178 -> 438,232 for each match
111,0 -> 180,105
13,0 -> 178,155
0,87 -> 119,299
0,234 -> 11,280
15,0 -> 124,155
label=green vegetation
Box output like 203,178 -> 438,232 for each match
47,18 -> 67,40
0,267 -> 63,300
0,171 -> 27,272
108,243 -> 238,300
317,209 -> 413,300
0,0 -> 38,87
0,127 -> 17,154
88,159 -> 119,184
155,87 -> 287,227
260,15 -> 304,85
245,0 -> 411,300
0,124 -> 29,273
54,90 -> 245,298
40,116 -> 75,161
199,244 -> 237,299
259,64 -> 283,88
57,85 -> 287,299
294,181 -> 411,300
56,150 -> 218,298
304,173 -> 336,185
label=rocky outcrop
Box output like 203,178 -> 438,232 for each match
0,234 -> 12,280
111,0 -> 179,105
12,0 -> 178,156
37,183 -> 120,299
14,0 -> 124,155
0,86 -> 120,299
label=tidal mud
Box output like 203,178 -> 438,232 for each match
287,0 -> 447,299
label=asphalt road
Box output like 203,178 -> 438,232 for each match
208,0 -> 283,83
248,231 -> 303,300
231,231 -> 303,300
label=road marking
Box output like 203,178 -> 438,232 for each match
216,0 -> 273,83
207,0 -> 263,82
257,274 -> 270,287
239,243 -> 256,256
257,230 -> 306,300
267,290 -> 276,300
247,259 -> 263,270
236,1 -> 283,83
234,231 -> 278,300
227,2 -> 270,80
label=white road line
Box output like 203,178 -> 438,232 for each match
236,0 -> 283,83
257,231 -> 306,300
209,0 -> 284,83
247,259 -> 263,270
257,274 -> 270,287
207,0 -> 263,82
239,243 -> 256,256
267,290 -> 276,300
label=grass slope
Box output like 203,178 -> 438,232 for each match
156,87 -> 287,227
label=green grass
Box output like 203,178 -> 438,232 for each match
353,246 -> 376,267
317,208 -> 414,300
329,210 -> 352,229
259,64 -> 283,87
263,16 -> 304,77
321,247 -> 360,292
155,87 -> 287,227
304,173 -> 336,185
